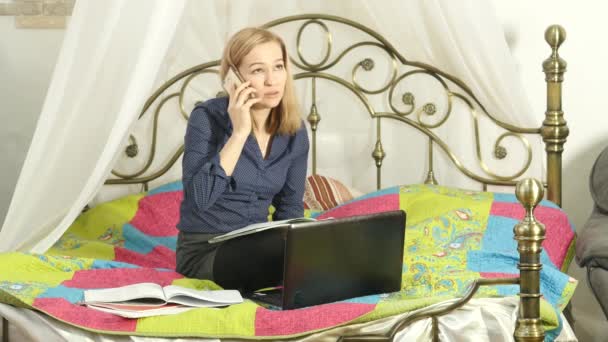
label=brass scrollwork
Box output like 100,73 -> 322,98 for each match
296,19 -> 332,70
423,103 -> 436,115
481,132 -> 531,180
456,89 -> 533,181
352,50 -> 398,94
125,135 -> 138,158
402,92 -> 414,106
495,145 -> 508,159
179,69 -> 220,120
389,70 -> 450,123
360,58 -> 374,71
111,93 -> 181,180
108,14 -> 544,190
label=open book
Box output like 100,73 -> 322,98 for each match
208,217 -> 316,244
82,283 -> 243,318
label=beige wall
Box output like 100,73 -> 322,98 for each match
0,16 -> 65,225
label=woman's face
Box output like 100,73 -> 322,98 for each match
237,41 -> 287,109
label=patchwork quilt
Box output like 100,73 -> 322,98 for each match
0,182 -> 576,340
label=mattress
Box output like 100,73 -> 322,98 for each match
1,297 -> 577,342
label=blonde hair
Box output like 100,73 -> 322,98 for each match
220,27 -> 301,135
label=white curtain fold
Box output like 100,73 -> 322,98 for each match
361,0 -> 538,127
356,0 -> 544,189
1,0 -> 539,252
145,0 -> 543,192
0,0 -> 186,253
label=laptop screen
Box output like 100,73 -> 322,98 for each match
278,210 -> 406,310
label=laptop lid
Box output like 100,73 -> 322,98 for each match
280,210 -> 406,310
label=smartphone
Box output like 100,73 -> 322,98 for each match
223,67 -> 244,93
223,67 -> 256,98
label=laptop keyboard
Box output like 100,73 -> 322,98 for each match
249,288 -> 283,309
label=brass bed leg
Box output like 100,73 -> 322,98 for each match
514,179 -> 546,341
431,316 -> 439,342
563,301 -> 575,331
2,317 -> 8,342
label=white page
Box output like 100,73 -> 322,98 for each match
86,303 -> 194,318
84,283 -> 166,303
163,286 -> 243,306
166,296 -> 234,308
209,217 -> 315,243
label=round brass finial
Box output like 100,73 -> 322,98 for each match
515,178 -> 544,209
545,25 -> 566,49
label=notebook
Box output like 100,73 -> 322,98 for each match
248,210 -> 406,310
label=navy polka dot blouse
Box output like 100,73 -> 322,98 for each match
177,97 -> 309,234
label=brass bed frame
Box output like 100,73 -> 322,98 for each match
1,14 -> 569,342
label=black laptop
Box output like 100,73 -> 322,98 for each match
248,210 -> 406,310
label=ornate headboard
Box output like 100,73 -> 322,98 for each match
104,14 -> 568,206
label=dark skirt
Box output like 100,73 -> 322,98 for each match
176,229 -> 285,293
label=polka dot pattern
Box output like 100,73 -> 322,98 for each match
178,97 -> 309,233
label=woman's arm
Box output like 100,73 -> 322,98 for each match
182,105 -> 235,212
183,81 -> 260,212
220,81 -> 260,175
272,127 -> 310,220
218,133 -> 248,176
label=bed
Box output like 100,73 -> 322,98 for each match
0,14 -> 576,342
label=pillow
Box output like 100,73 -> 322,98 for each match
303,175 -> 357,211
590,145 -> 608,212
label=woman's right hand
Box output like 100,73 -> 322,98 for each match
227,81 -> 260,138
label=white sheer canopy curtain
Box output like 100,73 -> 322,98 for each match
360,0 -> 543,188
0,0 -> 186,253
1,0 -> 535,253
363,0 -> 537,127
126,0 -> 540,194
113,0 -> 541,194
156,0 -> 537,128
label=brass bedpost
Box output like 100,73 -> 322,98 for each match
514,178 -> 546,342
372,118 -> 385,190
424,138 -> 438,185
541,25 -> 568,207
2,317 -> 8,342
307,77 -> 320,175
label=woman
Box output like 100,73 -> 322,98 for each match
176,27 -> 309,293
